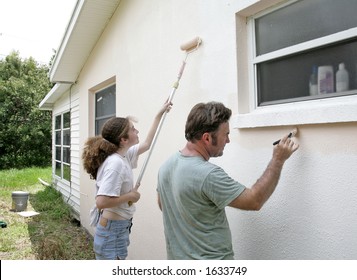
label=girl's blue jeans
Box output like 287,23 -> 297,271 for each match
94,218 -> 133,260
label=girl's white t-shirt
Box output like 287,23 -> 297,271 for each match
95,144 -> 139,219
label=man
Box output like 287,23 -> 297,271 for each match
157,101 -> 299,260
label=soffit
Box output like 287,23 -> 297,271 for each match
49,0 -> 121,83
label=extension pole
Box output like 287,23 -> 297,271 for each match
129,37 -> 202,205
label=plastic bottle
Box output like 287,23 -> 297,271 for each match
336,63 -> 349,92
309,65 -> 318,95
318,65 -> 334,94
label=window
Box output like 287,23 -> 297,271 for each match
234,0 -> 357,128
55,112 -> 71,181
95,84 -> 116,135
252,0 -> 357,106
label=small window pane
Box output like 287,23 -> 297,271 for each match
95,117 -> 112,136
257,38 -> 357,105
55,115 -> 61,129
95,84 -> 116,136
96,85 -> 116,118
56,147 -> 61,161
55,161 -> 61,177
63,147 -> 70,164
63,112 -> 70,128
256,0 -> 357,55
55,131 -> 61,145
63,164 -> 71,181
63,129 -> 70,145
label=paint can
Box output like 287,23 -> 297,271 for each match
12,191 -> 29,212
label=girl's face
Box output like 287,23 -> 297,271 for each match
126,121 -> 139,146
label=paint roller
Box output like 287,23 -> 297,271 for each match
273,128 -> 298,145
180,36 -> 202,52
129,37 -> 202,206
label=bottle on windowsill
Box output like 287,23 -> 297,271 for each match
336,62 -> 349,92
318,65 -> 334,94
309,65 -> 318,95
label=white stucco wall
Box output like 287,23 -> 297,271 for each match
76,0 -> 357,259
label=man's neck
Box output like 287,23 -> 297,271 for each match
181,142 -> 210,161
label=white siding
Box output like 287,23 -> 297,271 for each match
52,85 -> 80,219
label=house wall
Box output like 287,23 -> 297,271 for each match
74,0 -> 357,259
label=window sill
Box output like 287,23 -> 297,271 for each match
233,95 -> 357,128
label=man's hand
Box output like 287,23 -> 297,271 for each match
273,133 -> 299,163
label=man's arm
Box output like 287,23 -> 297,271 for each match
229,133 -> 299,210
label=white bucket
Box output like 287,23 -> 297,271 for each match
12,191 -> 29,212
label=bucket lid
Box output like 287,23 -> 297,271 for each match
12,191 -> 29,196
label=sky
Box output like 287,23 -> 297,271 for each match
0,0 -> 77,64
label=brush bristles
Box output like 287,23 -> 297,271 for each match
290,128 -> 298,137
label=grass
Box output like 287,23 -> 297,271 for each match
0,167 -> 95,260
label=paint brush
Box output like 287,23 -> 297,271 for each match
273,128 -> 298,145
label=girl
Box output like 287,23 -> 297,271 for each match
82,101 -> 171,260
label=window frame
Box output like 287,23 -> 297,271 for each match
234,0 -> 357,128
54,111 -> 71,182
94,83 -> 116,136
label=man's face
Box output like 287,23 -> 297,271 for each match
209,122 -> 230,157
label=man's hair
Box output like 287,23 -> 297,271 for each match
185,101 -> 231,142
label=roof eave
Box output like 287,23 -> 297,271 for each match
39,0 -> 121,110
39,83 -> 73,110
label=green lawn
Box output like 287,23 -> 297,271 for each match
0,167 -> 94,260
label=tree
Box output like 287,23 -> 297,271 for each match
0,51 -> 53,169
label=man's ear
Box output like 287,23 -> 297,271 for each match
202,132 -> 211,144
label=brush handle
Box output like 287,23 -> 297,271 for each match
135,61 -> 183,189
128,40 -> 202,206
128,61 -> 186,207
273,132 -> 292,145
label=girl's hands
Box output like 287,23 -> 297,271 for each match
126,188 -> 141,204
157,100 -> 173,117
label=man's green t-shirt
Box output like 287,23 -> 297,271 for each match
157,152 -> 246,260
